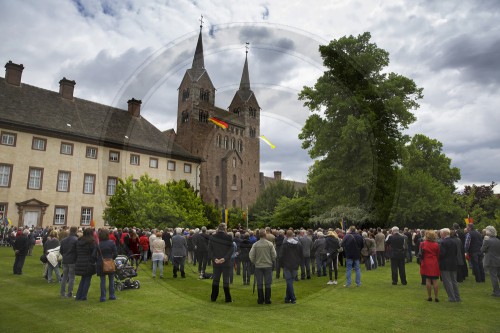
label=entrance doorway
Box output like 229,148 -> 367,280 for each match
23,211 -> 39,228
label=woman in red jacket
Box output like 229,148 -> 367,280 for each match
128,230 -> 140,268
419,230 -> 440,302
139,232 -> 150,264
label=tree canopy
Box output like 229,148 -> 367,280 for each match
299,32 -> 423,225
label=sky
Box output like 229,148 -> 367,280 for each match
1,0 -> 499,193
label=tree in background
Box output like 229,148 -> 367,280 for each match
299,32 -> 423,225
455,182 -> 500,230
270,195 -> 312,230
389,134 -> 462,229
103,175 -> 209,229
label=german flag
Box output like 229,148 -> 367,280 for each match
209,117 -> 228,129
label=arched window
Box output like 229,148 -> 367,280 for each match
223,136 -> 228,149
215,176 -> 219,187
232,174 -> 237,185
199,89 -> 210,102
215,199 -> 219,208
232,200 -> 236,208
250,127 -> 256,138
241,179 -> 243,189
199,110 -> 208,122
216,135 -> 221,147
238,140 -> 243,152
231,138 -> 235,150
182,111 -> 189,123
232,158 -> 236,168
249,107 -> 256,118
233,107 -> 240,116
182,88 -> 190,102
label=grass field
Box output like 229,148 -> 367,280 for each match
0,245 -> 497,333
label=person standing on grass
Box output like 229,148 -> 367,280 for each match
171,227 -> 187,278
325,230 -> 340,285
250,228 -> 277,305
340,226 -> 364,287
44,230 -> 61,283
151,231 -> 166,278
139,231 -> 150,264
419,230 -> 440,302
195,226 -> 210,279
239,233 -> 253,285
481,226 -> 500,297
96,229 -> 118,302
312,232 -> 327,277
439,228 -> 461,302
75,228 -> 97,301
280,229 -> 303,304
13,229 -> 29,275
298,229 -> 312,280
386,226 -> 408,285
465,223 -> 486,283
60,226 -> 78,298
208,223 -> 234,303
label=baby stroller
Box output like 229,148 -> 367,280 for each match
114,254 -> 141,291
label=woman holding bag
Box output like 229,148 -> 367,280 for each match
97,229 -> 118,302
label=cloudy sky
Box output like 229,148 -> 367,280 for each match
1,0 -> 499,192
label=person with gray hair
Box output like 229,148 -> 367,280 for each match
312,231 -> 327,277
481,226 -> 500,297
171,227 -> 187,278
439,228 -> 461,302
386,226 -> 408,285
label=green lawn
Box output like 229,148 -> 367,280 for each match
1,246 -> 497,333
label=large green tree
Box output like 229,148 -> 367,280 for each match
299,32 -> 423,224
103,175 -> 209,229
389,134 -> 462,228
455,182 -> 500,230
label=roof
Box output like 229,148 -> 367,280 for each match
0,77 -> 201,162
260,175 -> 307,191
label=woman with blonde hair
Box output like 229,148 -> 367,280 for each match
151,231 -> 166,278
419,230 -> 440,302
325,230 -> 341,285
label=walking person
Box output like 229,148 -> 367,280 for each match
279,229 -> 303,304
75,228 -> 97,301
96,229 -> 118,302
249,229 -> 277,304
60,226 -> 78,298
386,226 -> 408,285
481,226 -> 500,297
340,226 -> 364,287
171,228 -> 187,278
420,230 -> 440,302
208,223 -> 234,303
439,228 -> 461,302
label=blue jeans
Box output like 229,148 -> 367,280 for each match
60,263 -> 75,296
75,275 -> 92,300
141,250 -> 148,263
254,267 -> 273,289
346,259 -> 361,286
47,263 -> 61,283
316,256 -> 326,276
100,274 -> 115,300
152,259 -> 164,277
283,268 -> 297,302
300,257 -> 311,278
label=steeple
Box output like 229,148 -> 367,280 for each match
239,45 -> 250,91
192,28 -> 204,70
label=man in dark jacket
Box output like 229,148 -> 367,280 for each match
465,223 -> 485,282
340,226 -> 364,287
13,229 -> 30,275
386,226 -> 408,285
60,226 -> 78,298
280,229 -> 303,304
439,228 -> 461,302
194,226 -> 210,278
208,223 -> 233,303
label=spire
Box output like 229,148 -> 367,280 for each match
192,15 -> 205,69
239,43 -> 251,91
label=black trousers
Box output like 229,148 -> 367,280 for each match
390,257 -> 407,284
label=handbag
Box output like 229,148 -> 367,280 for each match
102,258 -> 116,274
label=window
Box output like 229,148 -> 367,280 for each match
215,176 -> 219,187
199,110 -> 209,122
232,175 -> 237,185
83,174 -> 95,194
231,138 -> 235,150
214,199 -> 219,208
0,203 -> 7,220
109,151 -> 120,162
86,146 -> 98,159
216,135 -> 221,147
249,107 -> 257,118
184,163 -> 192,173
232,158 -> 236,168
167,161 -> 176,171
54,206 -> 67,225
0,164 -> 13,188
233,107 -> 240,116
238,140 -> 243,152
60,142 -> 73,155
232,200 -> 237,208
149,158 -> 158,168
130,154 -> 140,165
181,111 -> 189,123
57,171 -> 71,192
1,131 -> 16,146
223,136 -> 228,149
28,167 -> 43,190
182,88 -> 190,102
250,127 -> 256,138
32,137 -> 47,151
200,89 -> 210,102
81,207 -> 93,226
107,177 -> 117,196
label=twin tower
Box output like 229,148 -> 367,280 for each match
173,27 -> 261,211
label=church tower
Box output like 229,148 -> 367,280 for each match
174,22 -> 261,212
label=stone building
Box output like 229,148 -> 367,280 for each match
0,61 -> 201,228
172,28 -> 261,209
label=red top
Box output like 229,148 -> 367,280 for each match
139,235 -> 149,251
420,241 -> 440,277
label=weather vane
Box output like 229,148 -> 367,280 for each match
199,15 -> 204,30
245,42 -> 250,54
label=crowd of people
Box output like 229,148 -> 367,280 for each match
5,221 -> 500,304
